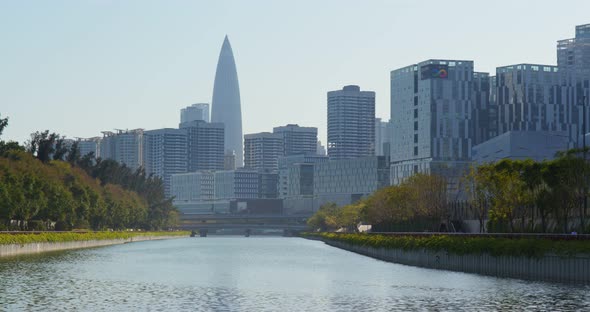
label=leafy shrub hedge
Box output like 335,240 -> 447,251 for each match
303,232 -> 590,258
0,231 -> 189,245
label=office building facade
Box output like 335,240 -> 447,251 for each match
316,141 -> 326,156
390,60 -> 475,189
375,118 -> 391,156
313,156 -> 390,208
472,72 -> 494,145
171,171 -> 215,203
282,156 -> 385,215
495,64 -> 568,134
171,169 -> 281,215
472,131 -> 570,164
214,169 -> 260,200
278,154 -> 329,199
258,170 -> 279,199
286,163 -> 315,197
557,23 -> 590,145
224,150 -> 236,170
211,36 -> 244,168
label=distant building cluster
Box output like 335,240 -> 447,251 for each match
71,23 -> 590,216
387,24 -> 590,196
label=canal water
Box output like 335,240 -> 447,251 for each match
1,237 -> 589,311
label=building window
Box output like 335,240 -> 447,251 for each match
414,134 -> 418,143
414,146 -> 418,156
414,121 -> 418,131
414,109 -> 418,119
414,96 -> 418,106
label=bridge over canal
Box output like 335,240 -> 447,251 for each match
179,214 -> 310,236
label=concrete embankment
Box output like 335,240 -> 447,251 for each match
0,235 -> 184,258
318,239 -> 590,284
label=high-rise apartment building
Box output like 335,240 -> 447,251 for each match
327,85 -> 375,160
272,124 -> 318,156
180,120 -> 225,171
181,103 -> 210,123
390,60 -> 475,188
143,128 -> 188,196
558,23 -> 590,79
77,137 -> 101,158
100,129 -> 144,170
244,132 -> 284,170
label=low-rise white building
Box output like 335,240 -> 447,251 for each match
472,131 -> 571,164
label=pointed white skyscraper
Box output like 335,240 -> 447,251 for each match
211,35 -> 243,167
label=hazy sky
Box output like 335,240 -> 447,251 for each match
1,1 -> 589,145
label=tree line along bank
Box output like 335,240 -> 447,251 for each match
0,114 -> 178,231
308,149 -> 590,234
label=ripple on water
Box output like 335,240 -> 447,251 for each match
1,237 -> 589,311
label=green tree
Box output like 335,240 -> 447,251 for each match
307,202 -> 340,232
39,182 -> 74,223
14,172 -> 48,228
463,165 -> 493,233
66,141 -> 81,164
0,141 -> 24,156
543,151 -> 589,233
52,137 -> 69,161
0,170 -> 21,222
338,201 -> 366,232
1,127 -> 177,230
0,114 -> 24,156
406,173 -> 448,226
0,114 -> 7,137
521,160 -> 547,232
27,130 -> 60,163
487,161 -> 523,232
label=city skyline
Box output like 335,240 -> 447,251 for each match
2,1 -> 590,146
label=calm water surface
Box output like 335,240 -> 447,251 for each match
0,237 -> 589,311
